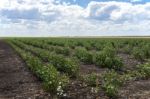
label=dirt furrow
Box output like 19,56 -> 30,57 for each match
0,40 -> 51,99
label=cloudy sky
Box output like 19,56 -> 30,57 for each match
0,0 -> 150,37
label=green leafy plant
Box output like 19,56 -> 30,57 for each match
137,62 -> 150,79
54,46 -> 71,56
74,47 -> 93,64
93,50 -> 123,70
83,73 -> 99,87
94,52 -> 106,67
143,44 -> 150,59
123,45 -> 132,54
132,47 -> 145,61
102,70 -> 122,97
8,42 -> 69,95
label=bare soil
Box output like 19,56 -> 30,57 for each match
118,52 -> 150,99
62,64 -> 109,99
80,64 -> 108,75
62,79 -> 109,99
118,79 -> 150,99
117,53 -> 141,71
0,40 -> 51,99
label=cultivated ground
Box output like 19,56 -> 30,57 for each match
0,40 -> 51,99
118,53 -> 150,99
0,39 -> 150,99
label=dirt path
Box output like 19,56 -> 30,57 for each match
0,40 -> 51,99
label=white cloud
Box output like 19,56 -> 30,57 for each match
0,0 -> 150,36
85,1 -> 150,23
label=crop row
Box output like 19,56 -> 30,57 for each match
11,40 -> 79,77
15,39 -> 123,70
18,39 -> 72,56
8,41 -> 69,96
7,38 -> 150,98
17,38 -> 150,62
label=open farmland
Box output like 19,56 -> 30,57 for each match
0,38 -> 150,99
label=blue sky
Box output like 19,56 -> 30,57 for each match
58,0 -> 148,7
0,0 -> 150,36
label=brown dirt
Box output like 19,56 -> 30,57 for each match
62,64 -> 109,99
0,40 -> 51,99
64,52 -> 150,99
62,80 -> 109,99
80,64 -> 108,75
118,79 -> 150,99
117,53 -> 142,71
118,53 -> 150,99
